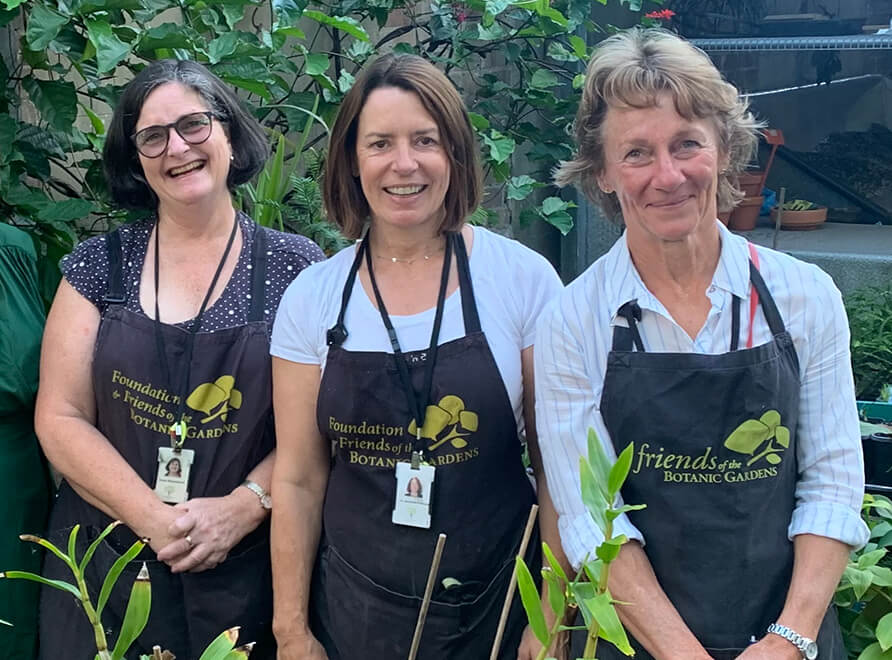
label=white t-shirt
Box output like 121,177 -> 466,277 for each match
271,225 -> 563,433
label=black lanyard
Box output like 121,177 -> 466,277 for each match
364,232 -> 454,461
153,214 -> 239,450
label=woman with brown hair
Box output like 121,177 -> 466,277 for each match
270,53 -> 564,659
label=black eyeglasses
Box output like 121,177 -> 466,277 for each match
131,111 -> 220,158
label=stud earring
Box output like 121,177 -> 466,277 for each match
230,154 -> 235,161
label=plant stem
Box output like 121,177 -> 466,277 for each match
535,610 -> 568,660
582,517 -> 615,658
74,567 -> 111,660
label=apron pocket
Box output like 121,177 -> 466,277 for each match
315,541 -> 531,660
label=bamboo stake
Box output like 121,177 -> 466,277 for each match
408,533 -> 447,660
773,187 -> 786,250
488,503 -> 540,660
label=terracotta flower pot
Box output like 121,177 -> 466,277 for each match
771,206 -> 828,231
728,196 -> 763,231
717,210 -> 731,226
738,171 -> 764,198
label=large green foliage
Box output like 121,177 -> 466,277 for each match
0,0 -> 654,303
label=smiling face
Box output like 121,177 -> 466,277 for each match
355,86 -> 451,235
134,82 -> 232,211
598,93 -> 725,248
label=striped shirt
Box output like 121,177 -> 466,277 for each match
535,220 -> 869,569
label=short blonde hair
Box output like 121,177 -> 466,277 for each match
323,54 -> 482,239
555,28 -> 762,220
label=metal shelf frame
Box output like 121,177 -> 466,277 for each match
691,34 -> 892,51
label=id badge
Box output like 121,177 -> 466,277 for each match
154,446 -> 195,504
392,461 -> 435,529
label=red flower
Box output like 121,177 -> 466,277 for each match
645,9 -> 676,19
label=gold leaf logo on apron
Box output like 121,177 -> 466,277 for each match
723,409 -> 790,466
407,394 -> 479,452
186,375 -> 243,424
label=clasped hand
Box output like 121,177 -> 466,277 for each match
150,493 -> 261,573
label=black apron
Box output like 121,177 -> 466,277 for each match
312,232 -> 539,660
594,260 -> 844,660
40,223 -> 276,660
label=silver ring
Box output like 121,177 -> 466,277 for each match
185,534 -> 193,548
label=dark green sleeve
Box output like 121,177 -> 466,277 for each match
0,239 -> 45,416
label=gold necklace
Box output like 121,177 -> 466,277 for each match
373,245 -> 445,265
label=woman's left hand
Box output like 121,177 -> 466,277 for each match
517,625 -> 568,660
155,489 -> 266,573
735,635 -> 801,660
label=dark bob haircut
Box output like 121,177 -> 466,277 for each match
323,54 -> 482,240
103,59 -> 269,210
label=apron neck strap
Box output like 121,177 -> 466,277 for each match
612,300 -> 644,352
248,222 -> 268,323
103,228 -> 126,305
453,230 -> 480,335
326,238 -> 365,347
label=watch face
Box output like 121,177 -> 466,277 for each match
805,641 -> 818,659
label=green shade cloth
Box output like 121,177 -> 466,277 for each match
0,223 -> 52,660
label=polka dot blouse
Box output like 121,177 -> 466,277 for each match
61,212 -> 325,331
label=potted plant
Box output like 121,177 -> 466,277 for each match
771,199 -> 828,230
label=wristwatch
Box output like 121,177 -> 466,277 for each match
241,480 -> 272,510
767,623 -> 818,659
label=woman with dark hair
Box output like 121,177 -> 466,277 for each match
269,53 -> 565,660
35,59 -> 323,659
538,28 -> 866,659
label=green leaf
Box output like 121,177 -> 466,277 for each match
572,73 -> 585,90
485,0 -> 511,14
541,196 -> 571,215
542,542 -> 567,583
580,455 -> 608,534
80,105 -> 105,135
25,3 -> 69,51
569,34 -> 587,59
0,571 -> 81,599
79,521 -> 121,574
338,70 -> 355,94
587,428 -> 612,497
542,209 -> 573,235
2,0 -> 26,9
96,539 -> 146,618
514,557 -> 549,645
67,525 -> 81,565
607,442 -> 634,497
305,53 -> 329,76
590,591 -> 634,653
843,565 -> 874,600
606,504 -> 646,522
0,115 -> 15,159
207,32 -> 240,63
878,612 -> 892,652
38,199 -> 96,223
595,535 -> 626,563
542,565 -> 566,617
303,10 -> 369,42
222,77 -> 271,99
507,175 -> 539,201
18,533 -> 77,572
198,628 -> 241,660
857,642 -> 892,660
468,112 -> 490,132
547,42 -> 577,62
477,22 -> 506,39
86,20 -> 131,73
870,565 -> 892,587
111,563 -> 151,660
857,548 -> 886,569
530,69 -> 559,90
136,23 -> 195,53
482,130 -> 515,164
272,0 -> 305,28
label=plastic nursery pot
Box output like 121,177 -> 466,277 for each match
738,171 -> 764,198
728,196 -> 764,231
864,432 -> 892,488
771,206 -> 828,231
